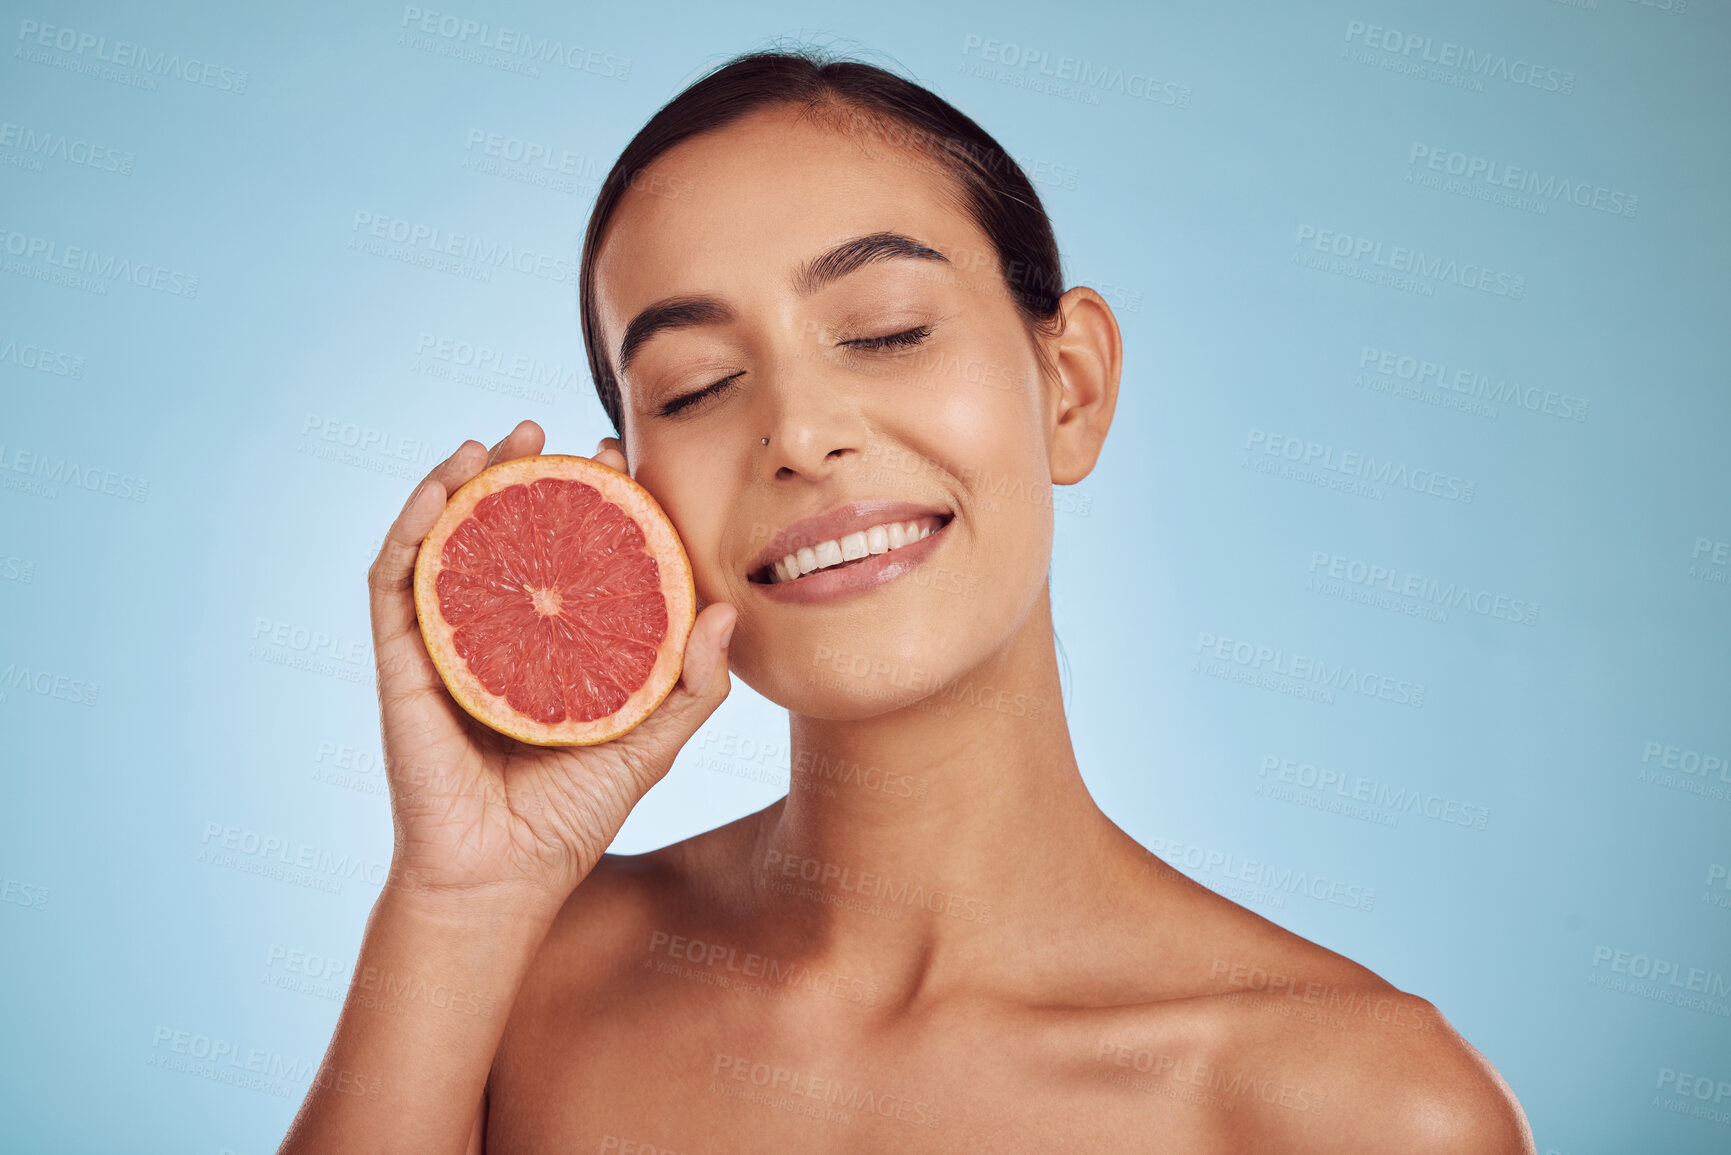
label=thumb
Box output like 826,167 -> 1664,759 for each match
667,601 -> 737,717
607,602 -> 736,785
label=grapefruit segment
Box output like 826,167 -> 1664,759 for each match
412,455 -> 695,746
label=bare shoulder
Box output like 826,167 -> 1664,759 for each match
514,801 -> 776,1002
1207,977 -> 1530,1154
1113,863 -> 1533,1154
481,809 -> 783,1147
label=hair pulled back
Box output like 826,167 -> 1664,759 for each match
578,47 -> 1065,433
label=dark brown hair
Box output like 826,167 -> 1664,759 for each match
578,47 -> 1066,434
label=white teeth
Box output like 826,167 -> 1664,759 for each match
839,531 -> 869,561
766,516 -> 945,582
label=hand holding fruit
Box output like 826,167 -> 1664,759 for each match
365,420 -> 735,913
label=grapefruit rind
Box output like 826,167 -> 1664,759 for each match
412,454 -> 696,747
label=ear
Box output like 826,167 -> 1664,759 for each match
1042,287 -> 1122,486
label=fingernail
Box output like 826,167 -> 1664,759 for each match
718,614 -> 737,651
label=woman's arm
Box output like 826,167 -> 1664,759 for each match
279,885 -> 554,1154
276,424 -> 735,1154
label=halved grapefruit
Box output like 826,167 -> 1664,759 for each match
412,454 -> 695,746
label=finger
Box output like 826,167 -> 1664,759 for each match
367,440 -> 488,660
486,419 -> 546,468
592,436 -> 627,474
603,603 -> 737,789
677,603 -> 738,697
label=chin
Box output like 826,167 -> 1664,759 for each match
733,627 -> 969,721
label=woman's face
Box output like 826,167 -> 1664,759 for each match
593,105 -> 1081,718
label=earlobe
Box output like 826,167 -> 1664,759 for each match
1046,287 -> 1123,487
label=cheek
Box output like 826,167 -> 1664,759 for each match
923,347 -> 1049,511
916,357 -> 1054,605
631,459 -> 733,602
908,328 -> 1031,436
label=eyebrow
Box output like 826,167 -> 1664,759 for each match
616,231 -> 950,373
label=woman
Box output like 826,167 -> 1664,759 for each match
281,50 -> 1534,1153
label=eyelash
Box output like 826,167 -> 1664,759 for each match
654,326 -> 934,418
658,371 -> 743,418
843,324 -> 933,352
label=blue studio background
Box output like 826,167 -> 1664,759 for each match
3,1 -> 1728,1151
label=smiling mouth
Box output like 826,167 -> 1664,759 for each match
751,513 -> 953,584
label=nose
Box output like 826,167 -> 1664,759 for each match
755,353 -> 869,482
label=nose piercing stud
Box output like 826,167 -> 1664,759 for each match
761,437 -> 769,445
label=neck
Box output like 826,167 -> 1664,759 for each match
751,585 -> 1135,990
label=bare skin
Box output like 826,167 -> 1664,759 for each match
280,105 -> 1535,1154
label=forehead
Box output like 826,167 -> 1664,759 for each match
592,105 -> 987,338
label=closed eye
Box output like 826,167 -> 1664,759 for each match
842,325 -> 932,352
657,370 -> 743,418
655,325 -> 932,417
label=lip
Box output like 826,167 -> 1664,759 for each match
747,499 -> 954,598
752,515 -> 954,604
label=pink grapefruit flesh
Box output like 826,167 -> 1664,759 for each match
413,454 -> 695,746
